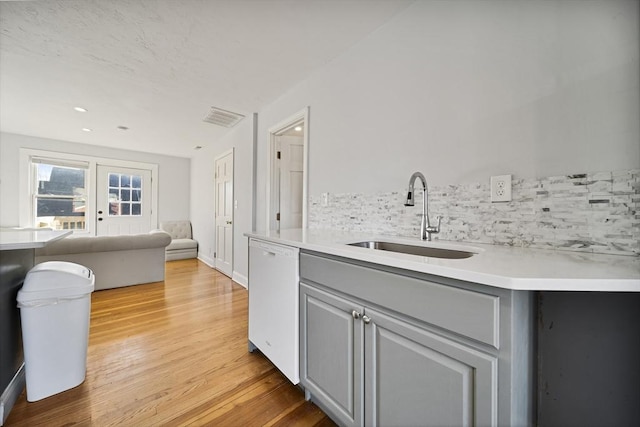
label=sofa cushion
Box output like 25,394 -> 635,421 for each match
166,238 -> 198,251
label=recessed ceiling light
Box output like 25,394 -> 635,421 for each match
74,107 -> 88,112
295,126 -> 302,132
82,128 -> 92,132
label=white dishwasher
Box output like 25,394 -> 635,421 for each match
248,238 -> 300,384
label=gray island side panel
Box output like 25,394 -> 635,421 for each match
537,291 -> 640,427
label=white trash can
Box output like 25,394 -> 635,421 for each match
17,261 -> 95,402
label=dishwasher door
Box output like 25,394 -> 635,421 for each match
248,238 -> 300,384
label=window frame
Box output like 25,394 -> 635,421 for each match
31,157 -> 90,233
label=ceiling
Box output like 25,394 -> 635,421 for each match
0,0 -> 411,158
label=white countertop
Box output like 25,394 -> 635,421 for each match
0,229 -> 72,250
245,229 -> 640,292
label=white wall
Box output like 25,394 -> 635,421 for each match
255,0 -> 639,224
190,146 -> 217,267
190,115 -> 255,286
0,132 -> 190,227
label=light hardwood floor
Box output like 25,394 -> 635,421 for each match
6,259 -> 335,426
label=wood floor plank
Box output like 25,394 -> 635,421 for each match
5,259 -> 334,427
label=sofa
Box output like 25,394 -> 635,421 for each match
34,230 -> 172,290
160,221 -> 198,261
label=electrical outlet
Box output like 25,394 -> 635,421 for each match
491,174 -> 512,202
321,192 -> 329,206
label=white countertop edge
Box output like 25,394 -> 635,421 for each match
245,230 -> 640,292
0,230 -> 72,250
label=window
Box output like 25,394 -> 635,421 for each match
32,159 -> 89,231
108,172 -> 143,216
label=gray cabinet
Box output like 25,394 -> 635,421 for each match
365,307 -> 497,427
300,282 -> 497,427
300,283 -> 364,427
300,250 -> 535,427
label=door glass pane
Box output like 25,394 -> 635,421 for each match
108,172 -> 142,216
35,163 -> 87,230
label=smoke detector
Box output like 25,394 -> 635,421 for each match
203,107 -> 245,128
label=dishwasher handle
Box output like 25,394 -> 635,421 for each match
249,239 -> 298,258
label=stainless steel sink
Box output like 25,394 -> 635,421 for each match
347,241 -> 475,259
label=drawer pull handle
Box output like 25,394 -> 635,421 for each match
352,310 -> 361,320
362,315 -> 371,324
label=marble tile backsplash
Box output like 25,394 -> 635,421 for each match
308,169 -> 640,256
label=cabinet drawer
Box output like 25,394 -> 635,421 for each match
301,252 -> 500,348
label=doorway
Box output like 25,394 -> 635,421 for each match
267,107 -> 309,231
96,164 -> 153,236
214,149 -> 234,277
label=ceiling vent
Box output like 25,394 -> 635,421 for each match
203,107 -> 245,128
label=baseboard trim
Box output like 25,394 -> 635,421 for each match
197,254 -> 215,268
1,363 -> 25,426
196,256 -> 247,289
232,271 -> 248,288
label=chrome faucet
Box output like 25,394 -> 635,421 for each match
404,172 -> 441,241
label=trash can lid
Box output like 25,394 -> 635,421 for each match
17,261 -> 95,302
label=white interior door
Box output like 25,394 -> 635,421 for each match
215,150 -> 233,277
278,135 -> 304,230
267,107 -> 309,232
96,165 -> 152,236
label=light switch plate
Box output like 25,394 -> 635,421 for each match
491,175 -> 512,202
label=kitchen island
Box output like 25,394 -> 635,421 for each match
0,229 -> 71,425
246,229 -> 640,427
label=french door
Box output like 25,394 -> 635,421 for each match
96,165 -> 153,236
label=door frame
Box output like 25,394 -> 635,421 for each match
266,106 -> 309,231
214,148 -> 234,276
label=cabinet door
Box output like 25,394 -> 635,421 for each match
365,308 -> 498,427
300,283 -> 364,427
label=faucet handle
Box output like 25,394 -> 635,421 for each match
427,216 -> 442,234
